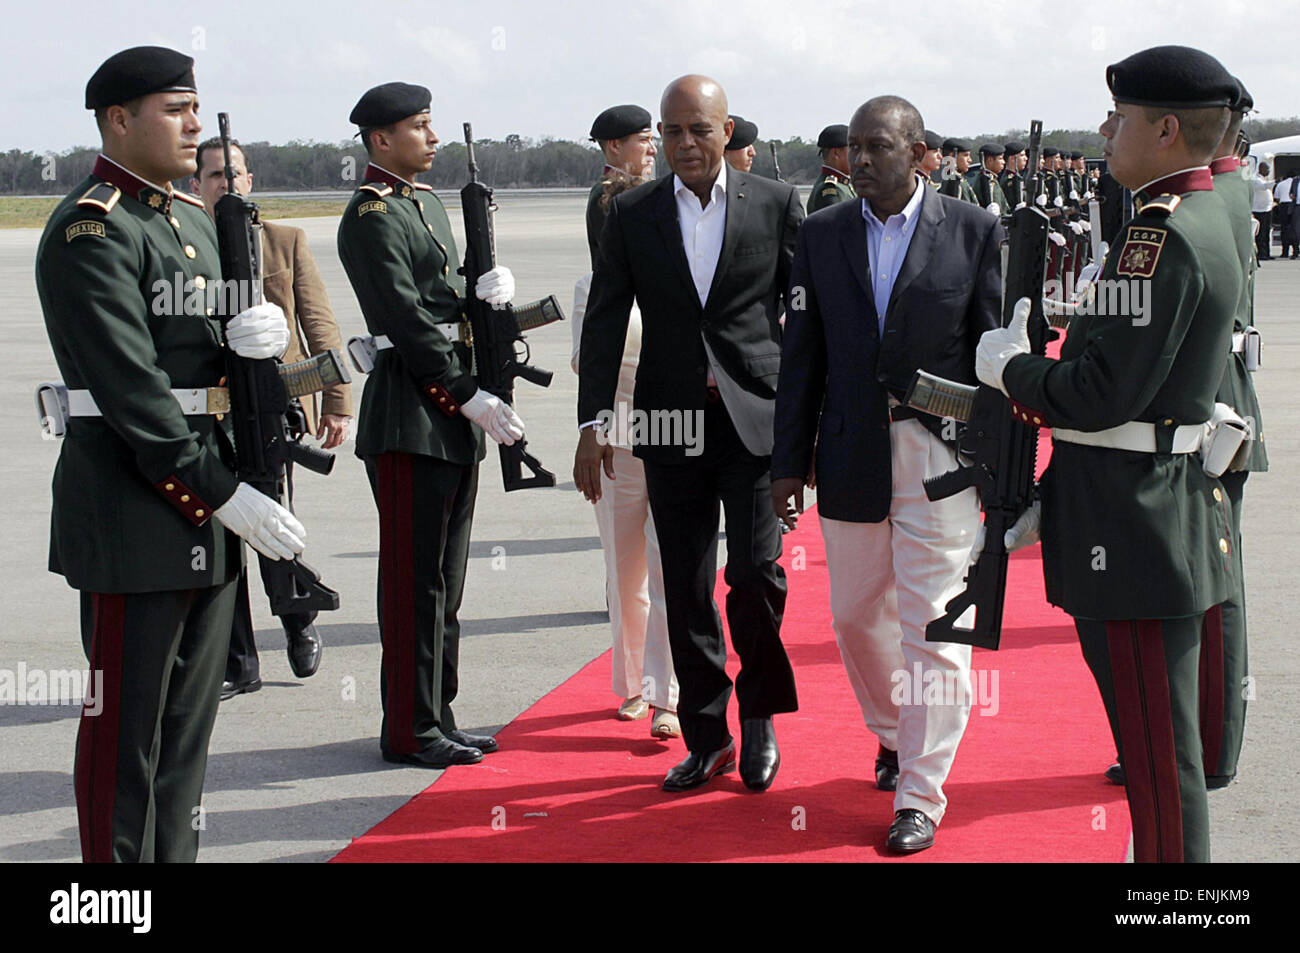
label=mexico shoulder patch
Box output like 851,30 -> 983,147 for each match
1115,226 -> 1166,278
65,221 -> 106,242
357,200 -> 388,217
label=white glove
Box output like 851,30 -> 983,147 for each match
460,389 -> 525,445
1080,220 -> 1092,232
226,302 -> 290,360
976,296 -> 1031,395
1069,189 -> 1080,201
1075,262 -> 1101,295
475,265 -> 516,308
214,483 -> 306,561
987,202 -> 1001,217
1035,192 -> 1047,208
1054,195 -> 1064,208
1004,499 -> 1042,552
1048,231 -> 1067,247
1014,201 -> 1027,210
1068,221 -> 1084,236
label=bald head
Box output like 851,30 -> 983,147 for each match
658,74 -> 733,200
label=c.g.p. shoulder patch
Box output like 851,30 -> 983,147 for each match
65,220 -> 106,242
357,200 -> 388,217
1115,226 -> 1166,278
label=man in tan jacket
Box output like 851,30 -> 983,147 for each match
192,138 -> 353,698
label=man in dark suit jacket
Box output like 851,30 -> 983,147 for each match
772,96 -> 1002,853
575,75 -> 804,794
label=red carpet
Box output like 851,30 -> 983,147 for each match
332,483 -> 1130,862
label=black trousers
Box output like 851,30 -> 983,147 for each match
642,399 -> 797,753
76,581 -> 237,862
1077,615 -> 1208,863
1278,205 -> 1298,257
1252,210 -> 1272,259
226,559 -> 317,683
364,452 -> 478,755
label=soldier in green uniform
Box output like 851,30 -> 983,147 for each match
974,143 -> 1010,215
36,46 -> 303,862
976,45 -> 1243,862
999,141 -> 1027,208
724,114 -> 759,172
806,123 -> 854,213
940,138 -> 979,203
922,130 -> 944,188
1200,79 -> 1268,787
337,82 -> 522,769
585,105 -> 656,270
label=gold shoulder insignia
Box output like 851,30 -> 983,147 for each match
357,200 -> 388,217
75,182 -> 121,214
1141,194 -> 1181,216
1115,225 -> 1167,278
65,220 -> 106,242
359,183 -> 393,197
173,192 -> 205,208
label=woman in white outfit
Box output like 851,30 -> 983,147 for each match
572,176 -> 680,738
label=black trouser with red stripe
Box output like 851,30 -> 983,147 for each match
1200,471 -> 1248,781
364,452 -> 477,755
1077,616 -> 1209,863
75,582 -> 237,862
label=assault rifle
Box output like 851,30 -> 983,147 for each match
460,121 -> 564,491
901,120 -> 1052,650
769,142 -> 784,182
213,112 -> 348,617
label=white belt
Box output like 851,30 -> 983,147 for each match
374,323 -> 466,348
1053,420 -> 1204,454
67,386 -> 230,417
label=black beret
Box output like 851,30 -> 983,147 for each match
817,124 -> 848,149
726,115 -> 758,150
590,104 -> 652,141
1070,150 -> 1085,160
1106,45 -> 1238,109
85,46 -> 195,109
350,82 -> 431,128
1042,147 -> 1060,157
1003,140 -> 1027,157
1233,78 -> 1253,112
924,130 -> 943,150
942,138 -> 971,154
979,143 -> 1002,157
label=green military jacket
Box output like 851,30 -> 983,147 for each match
1211,157 -> 1268,471
36,156 -> 243,593
807,165 -> 855,214
999,169 -> 1024,208
337,164 -> 485,466
1002,168 -> 1239,620
975,169 -> 1010,213
942,170 -> 980,204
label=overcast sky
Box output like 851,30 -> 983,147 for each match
3,0 -> 1297,152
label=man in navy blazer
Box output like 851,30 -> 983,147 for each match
772,96 -> 1002,852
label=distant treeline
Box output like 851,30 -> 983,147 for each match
5,117 -> 1298,195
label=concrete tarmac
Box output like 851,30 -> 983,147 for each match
0,191 -> 1295,862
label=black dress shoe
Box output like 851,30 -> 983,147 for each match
662,741 -> 736,792
887,809 -> 936,853
740,718 -> 780,791
1105,761 -> 1126,785
286,624 -> 322,679
1206,773 -> 1234,790
220,677 -> 262,702
875,744 -> 899,791
382,738 -> 483,768
446,728 -> 499,753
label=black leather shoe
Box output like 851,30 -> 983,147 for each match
887,809 -> 936,853
382,738 -> 483,768
1105,762 -> 1126,786
875,744 -> 899,791
662,741 -> 736,792
1206,773 -> 1234,790
446,728 -> 499,753
220,677 -> 262,702
740,718 -> 780,791
286,624 -> 322,679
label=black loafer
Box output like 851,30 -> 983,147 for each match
286,624 -> 322,679
662,741 -> 736,792
220,677 -> 262,702
739,718 -> 780,791
382,738 -> 483,769
1206,773 -> 1234,790
875,744 -> 899,791
446,728 -> 499,753
1104,762 -> 1126,786
887,808 -> 936,853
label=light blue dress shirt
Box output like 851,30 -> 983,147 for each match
862,175 -> 926,336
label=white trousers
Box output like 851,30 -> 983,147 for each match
819,418 -> 980,825
594,446 -> 679,711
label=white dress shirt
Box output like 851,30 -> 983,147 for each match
1253,175 -> 1275,213
1274,177 -> 1295,203
862,174 -> 926,337
673,162 -> 727,386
